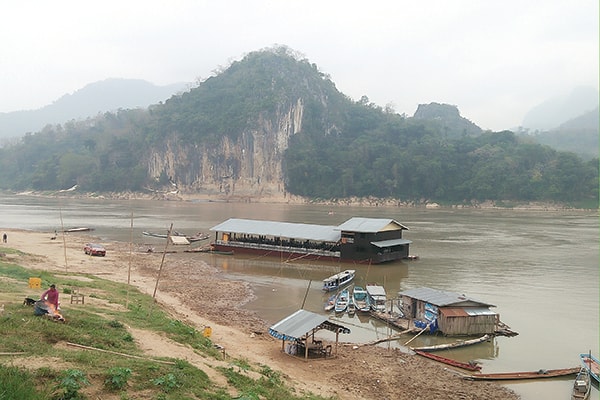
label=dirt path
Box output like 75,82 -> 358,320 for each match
0,228 -> 520,400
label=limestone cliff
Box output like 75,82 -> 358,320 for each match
147,98 -> 304,198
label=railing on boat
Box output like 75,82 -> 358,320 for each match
214,240 -> 341,258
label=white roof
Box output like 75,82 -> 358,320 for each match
210,218 -> 340,242
336,217 -> 408,232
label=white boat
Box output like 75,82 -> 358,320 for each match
352,286 -> 371,313
366,284 -> 387,312
322,269 -> 355,292
334,289 -> 350,313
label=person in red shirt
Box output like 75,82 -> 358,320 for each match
41,284 -> 59,310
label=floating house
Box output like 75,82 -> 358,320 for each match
398,287 -> 498,336
209,217 -> 411,264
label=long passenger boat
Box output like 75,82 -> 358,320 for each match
466,367 -> 580,381
209,217 -> 412,264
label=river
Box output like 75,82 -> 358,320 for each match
0,194 -> 598,400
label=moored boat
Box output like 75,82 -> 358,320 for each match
347,296 -> 356,316
366,284 -> 387,312
322,269 -> 355,292
413,350 -> 481,371
580,352 -> 600,383
466,367 -> 579,381
411,334 -> 490,352
352,286 -> 371,313
572,367 -> 591,400
334,289 -> 350,313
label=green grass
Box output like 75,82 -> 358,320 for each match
0,261 -> 333,399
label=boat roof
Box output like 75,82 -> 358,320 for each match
268,309 -> 350,341
366,285 -> 387,296
210,218 -> 340,242
323,269 -> 355,282
399,287 -> 495,308
336,217 -> 408,233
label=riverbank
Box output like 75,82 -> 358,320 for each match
0,228 -> 520,399
12,189 -> 589,211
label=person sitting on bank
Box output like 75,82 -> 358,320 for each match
41,284 -> 59,310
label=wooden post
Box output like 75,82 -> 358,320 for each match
148,223 -> 173,316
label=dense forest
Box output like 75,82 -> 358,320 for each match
0,47 -> 597,207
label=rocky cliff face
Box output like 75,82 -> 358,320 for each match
147,98 -> 304,198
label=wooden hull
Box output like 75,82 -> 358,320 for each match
414,350 -> 481,371
572,367 -> 591,400
467,367 -> 579,381
580,353 -> 600,383
411,334 -> 490,352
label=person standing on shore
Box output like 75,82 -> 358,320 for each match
2,233 -> 6,243
41,284 -> 59,310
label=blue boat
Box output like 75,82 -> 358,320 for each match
322,269 -> 355,292
580,352 -> 599,384
334,289 -> 350,313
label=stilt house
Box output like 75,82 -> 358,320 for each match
398,287 -> 498,336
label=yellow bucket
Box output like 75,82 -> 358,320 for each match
202,326 -> 212,338
28,277 -> 42,289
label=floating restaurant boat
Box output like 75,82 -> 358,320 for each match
322,270 -> 355,292
209,217 -> 412,264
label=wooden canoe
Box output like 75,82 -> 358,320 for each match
571,367 -> 591,400
466,367 -> 580,381
411,334 -> 490,352
414,350 -> 481,371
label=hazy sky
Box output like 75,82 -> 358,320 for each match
1,1 -> 598,131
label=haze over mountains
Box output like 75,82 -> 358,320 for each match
0,79 -> 188,139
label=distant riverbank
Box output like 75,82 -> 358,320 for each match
11,189 -> 592,211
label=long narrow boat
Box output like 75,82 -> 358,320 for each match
411,334 -> 490,352
413,350 -> 481,371
466,367 -> 580,381
322,270 -> 355,292
571,367 -> 591,400
580,352 -> 600,383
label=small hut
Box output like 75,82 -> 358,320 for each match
398,287 -> 498,336
268,309 -> 350,359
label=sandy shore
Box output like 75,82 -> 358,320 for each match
0,228 -> 520,400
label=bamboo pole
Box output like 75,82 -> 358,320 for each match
403,322 -> 431,346
126,211 -> 133,309
301,280 -> 311,309
149,223 -> 173,316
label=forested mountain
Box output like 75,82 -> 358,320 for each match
0,46 -> 597,207
525,107 -> 599,160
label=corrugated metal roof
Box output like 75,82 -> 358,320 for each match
371,238 -> 412,248
440,307 -> 498,317
398,287 -> 495,307
210,218 -> 340,242
366,285 -> 387,297
268,309 -> 350,341
336,217 -> 408,233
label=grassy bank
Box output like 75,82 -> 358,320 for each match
0,252 -> 329,400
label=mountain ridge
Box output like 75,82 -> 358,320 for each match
0,78 -> 188,139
